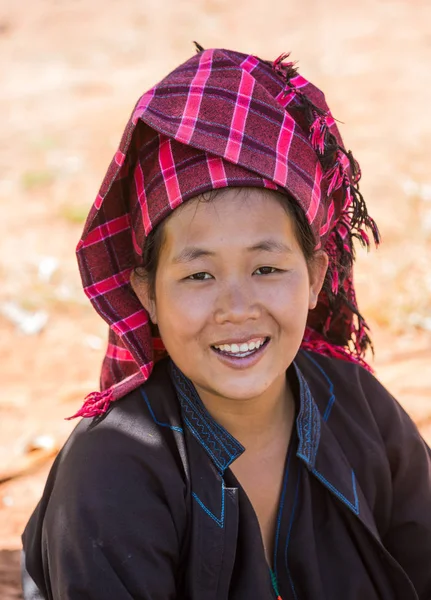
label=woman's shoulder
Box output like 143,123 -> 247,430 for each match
299,349 -> 392,404
298,350 -> 421,447
80,358 -> 183,446
33,358 -> 186,527
22,361 -> 189,598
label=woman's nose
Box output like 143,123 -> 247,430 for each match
213,282 -> 261,324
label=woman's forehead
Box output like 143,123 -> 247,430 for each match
162,188 -> 298,253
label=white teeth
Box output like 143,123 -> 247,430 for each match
213,338 -> 266,354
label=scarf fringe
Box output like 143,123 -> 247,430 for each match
66,388 -> 114,420
193,41 -> 205,53
302,329 -> 373,373
272,53 -> 298,79
270,56 -> 380,361
310,113 -> 328,154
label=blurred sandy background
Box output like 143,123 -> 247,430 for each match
1,0 -> 430,596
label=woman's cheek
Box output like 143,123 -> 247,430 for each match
161,282 -> 213,328
257,275 -> 302,307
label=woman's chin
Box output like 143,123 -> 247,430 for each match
195,369 -> 286,405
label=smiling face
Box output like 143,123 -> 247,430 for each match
131,188 -> 327,408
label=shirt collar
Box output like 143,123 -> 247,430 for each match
169,360 -> 245,473
293,361 -> 321,470
169,356 -> 321,473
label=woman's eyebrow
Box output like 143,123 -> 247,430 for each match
172,239 -> 292,264
172,247 -> 216,264
248,239 -> 293,254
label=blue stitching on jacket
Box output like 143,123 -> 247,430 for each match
284,468 -> 302,600
139,389 -> 184,433
294,363 -> 321,469
175,384 -> 238,458
170,362 -> 244,473
192,481 -> 225,528
172,364 -> 241,451
272,442 -> 294,579
302,351 -> 336,422
312,468 -> 359,515
181,415 -> 227,473
176,390 -> 237,471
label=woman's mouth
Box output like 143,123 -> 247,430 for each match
211,337 -> 270,367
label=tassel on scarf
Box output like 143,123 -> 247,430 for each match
272,52 -> 298,84
273,52 -> 292,72
194,41 -> 205,53
348,185 -> 380,247
331,268 -> 339,295
66,388 -> 114,420
326,162 -> 345,196
310,113 -> 328,154
302,333 -> 373,373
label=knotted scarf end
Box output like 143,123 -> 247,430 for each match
66,388 -> 114,420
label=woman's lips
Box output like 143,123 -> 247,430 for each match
211,337 -> 270,369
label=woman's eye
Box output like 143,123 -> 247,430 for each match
254,266 -> 279,275
187,272 -> 213,281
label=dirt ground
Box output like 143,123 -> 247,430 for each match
1,0 -> 430,596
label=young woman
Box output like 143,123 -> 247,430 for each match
22,46 -> 431,600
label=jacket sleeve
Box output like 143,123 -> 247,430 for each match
360,368 -> 431,599
23,416 -> 187,600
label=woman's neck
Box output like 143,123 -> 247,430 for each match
194,372 -> 295,451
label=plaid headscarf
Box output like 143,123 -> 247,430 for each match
72,46 -> 379,418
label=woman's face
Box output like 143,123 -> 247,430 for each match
132,188 -> 327,406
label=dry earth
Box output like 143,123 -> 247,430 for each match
1,0 -> 430,596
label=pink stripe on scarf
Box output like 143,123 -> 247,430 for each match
240,55 -> 259,73
114,150 -> 126,166
159,137 -> 182,210
289,74 -> 309,89
224,71 -> 255,163
273,112 -> 295,185
81,215 -> 131,248
134,162 -> 152,235
306,161 -> 323,224
106,343 -> 135,361
85,267 -> 132,300
207,156 -> 227,188
177,49 -> 214,144
275,88 -> 296,108
319,200 -> 335,237
139,362 -> 153,379
132,88 -> 156,124
263,179 -> 278,190
131,228 -> 142,256
112,309 -> 149,336
94,193 -> 104,210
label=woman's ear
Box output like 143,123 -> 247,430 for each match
130,270 -> 158,324
308,251 -> 329,310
